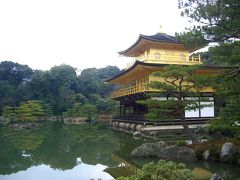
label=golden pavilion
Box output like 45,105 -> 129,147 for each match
106,32 -> 221,123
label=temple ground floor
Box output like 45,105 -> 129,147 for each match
114,92 -> 216,123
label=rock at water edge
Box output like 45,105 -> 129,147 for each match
131,141 -> 167,157
210,173 -> 222,180
158,145 -> 196,161
220,142 -> 237,162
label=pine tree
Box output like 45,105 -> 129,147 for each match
141,65 -> 214,142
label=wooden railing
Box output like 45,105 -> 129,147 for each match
110,83 -> 158,98
125,54 -> 201,69
138,54 -> 201,63
110,84 -> 214,99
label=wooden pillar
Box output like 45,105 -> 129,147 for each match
119,104 -> 122,116
123,106 -> 126,115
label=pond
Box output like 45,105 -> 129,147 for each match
0,122 -> 239,180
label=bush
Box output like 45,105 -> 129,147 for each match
117,160 -> 193,180
2,106 -> 16,124
176,140 -> 187,146
209,118 -> 240,138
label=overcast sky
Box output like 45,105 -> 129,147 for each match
0,0 -> 192,71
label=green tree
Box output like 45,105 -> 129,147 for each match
42,103 -> 53,117
2,100 -> 52,122
141,65 -> 213,142
0,81 -> 16,113
177,0 -> 240,137
0,60 -> 120,117
73,93 -> 88,104
63,103 -> 98,120
63,103 -> 82,118
27,70 -> 52,100
177,0 -> 240,67
117,160 -> 193,180
210,71 -> 240,137
2,106 -> 16,124
0,61 -> 33,85
48,64 -> 78,115
15,100 -> 44,121
0,61 -> 33,113
77,66 -> 120,97
80,103 -> 97,121
178,0 -> 240,43
96,98 -> 118,115
211,95 -> 240,137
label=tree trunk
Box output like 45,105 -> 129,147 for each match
178,106 -> 198,143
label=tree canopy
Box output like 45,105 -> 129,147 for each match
0,61 -> 120,119
178,0 -> 240,44
177,0 -> 240,137
177,0 -> 240,67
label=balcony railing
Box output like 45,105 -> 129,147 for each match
110,83 -> 214,99
139,54 -> 201,63
125,54 -> 201,69
110,83 -> 159,98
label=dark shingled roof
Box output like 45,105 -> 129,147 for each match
140,33 -> 181,43
118,33 -> 183,55
105,60 -> 231,83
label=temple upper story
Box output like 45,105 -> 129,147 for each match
105,32 -> 215,99
119,33 -> 201,67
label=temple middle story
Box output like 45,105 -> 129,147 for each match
106,32 -> 225,124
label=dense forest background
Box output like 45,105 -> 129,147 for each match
0,61 -> 121,118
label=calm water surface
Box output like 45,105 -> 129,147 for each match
0,122 -> 239,180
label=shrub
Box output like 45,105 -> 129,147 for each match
176,140 -> 187,146
117,160 -> 193,180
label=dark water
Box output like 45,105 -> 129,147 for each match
0,122 -> 239,180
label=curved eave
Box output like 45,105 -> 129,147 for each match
105,61 -> 166,83
105,61 -> 143,83
105,61 -> 231,84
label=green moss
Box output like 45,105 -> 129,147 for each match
176,140 -> 187,146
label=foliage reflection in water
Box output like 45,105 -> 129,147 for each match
0,122 -> 240,180
0,122 -> 143,180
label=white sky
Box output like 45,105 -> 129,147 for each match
0,0 -> 192,71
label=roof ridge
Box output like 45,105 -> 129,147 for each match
118,33 -> 184,56
161,33 -> 178,42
